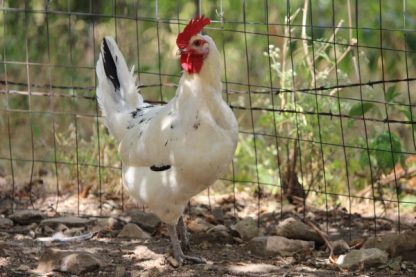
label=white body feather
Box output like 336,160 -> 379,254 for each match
96,36 -> 238,224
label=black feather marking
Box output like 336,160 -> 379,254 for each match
142,103 -> 154,109
131,108 -> 143,119
102,38 -> 120,90
150,165 -> 171,171
139,119 -> 145,124
164,140 -> 168,146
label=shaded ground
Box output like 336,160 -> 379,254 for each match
0,190 -> 415,276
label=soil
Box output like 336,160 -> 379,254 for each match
0,190 -> 415,277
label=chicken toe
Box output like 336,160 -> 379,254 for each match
168,224 -> 205,265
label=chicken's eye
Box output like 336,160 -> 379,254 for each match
193,40 -> 203,47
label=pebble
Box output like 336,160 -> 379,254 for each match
232,217 -> 259,241
248,236 -> 314,257
118,223 -> 151,239
336,248 -> 388,270
36,248 -> 103,275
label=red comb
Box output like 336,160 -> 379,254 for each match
176,16 -> 211,49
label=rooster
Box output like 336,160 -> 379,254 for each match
96,16 -> 238,264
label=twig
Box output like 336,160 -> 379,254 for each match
304,219 -> 337,264
301,0 -> 315,88
314,19 -> 344,62
347,0 -> 360,81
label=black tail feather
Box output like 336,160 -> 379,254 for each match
102,38 -> 120,90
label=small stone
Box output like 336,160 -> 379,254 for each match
0,217 -> 13,229
187,217 -> 214,233
248,236 -> 314,257
275,217 -> 324,245
233,217 -> 259,241
9,209 -> 45,224
118,223 -> 151,239
166,256 -> 179,268
363,230 -> 416,261
40,216 -> 94,228
36,248 -> 103,275
206,224 -> 233,243
208,224 -> 230,236
336,248 -> 388,270
128,210 -> 161,233
332,239 -> 350,255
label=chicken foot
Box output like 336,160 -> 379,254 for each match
167,224 -> 205,265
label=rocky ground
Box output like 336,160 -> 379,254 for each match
0,192 -> 415,276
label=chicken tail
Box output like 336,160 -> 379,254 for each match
96,37 -> 143,140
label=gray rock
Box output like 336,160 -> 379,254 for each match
337,248 -> 388,270
36,248 -> 103,275
0,217 -> 13,229
332,239 -> 350,255
118,223 -> 151,239
275,217 -> 324,245
40,216 -> 94,228
233,217 -> 259,241
363,230 -> 416,261
128,210 -> 161,233
207,224 -> 233,243
208,224 -> 230,236
187,217 -> 214,233
9,209 -> 45,224
248,236 -> 314,257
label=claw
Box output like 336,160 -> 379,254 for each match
174,253 -> 206,265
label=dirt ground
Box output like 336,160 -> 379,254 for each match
0,190 -> 415,277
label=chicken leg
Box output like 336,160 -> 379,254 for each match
177,216 -> 190,252
167,224 -> 205,265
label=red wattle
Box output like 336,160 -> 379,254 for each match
181,53 -> 204,74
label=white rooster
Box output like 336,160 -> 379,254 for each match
96,16 -> 238,264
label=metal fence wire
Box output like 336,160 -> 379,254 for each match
1,0 -> 415,236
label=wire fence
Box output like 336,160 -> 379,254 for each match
1,0 -> 415,235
